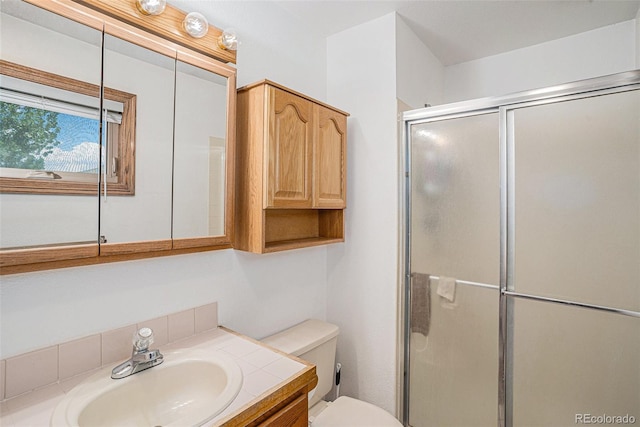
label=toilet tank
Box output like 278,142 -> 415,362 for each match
262,319 -> 339,407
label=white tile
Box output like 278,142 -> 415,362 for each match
58,334 -> 101,380
233,357 -> 260,377
5,347 -> 58,398
207,389 -> 256,426
195,303 -> 218,333
193,329 -> 225,343
137,316 -> 168,348
4,383 -> 64,414
168,309 -> 195,343
242,370 -> 282,397
0,401 -> 16,427
58,368 -> 101,393
101,325 -> 136,366
8,393 -> 62,427
210,333 -> 236,350
219,337 -> 262,358
263,357 -> 305,380
163,330 -> 215,351
241,348 -> 282,369
163,337 -> 198,352
1,359 -> 5,401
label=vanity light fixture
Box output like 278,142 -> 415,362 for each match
182,12 -> 208,38
217,29 -> 238,51
135,0 -> 166,16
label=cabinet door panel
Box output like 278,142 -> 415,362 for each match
258,394 -> 308,427
266,87 -> 312,208
99,33 -> 174,251
314,105 -> 346,208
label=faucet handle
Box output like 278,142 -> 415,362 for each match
133,327 -> 154,351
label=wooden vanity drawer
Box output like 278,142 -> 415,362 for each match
258,394 -> 308,427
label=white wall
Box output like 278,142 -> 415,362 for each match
445,20 -> 637,103
173,0 -> 327,101
636,11 -> 640,67
0,1 -> 330,360
396,16 -> 445,108
1,248 -> 328,359
326,13 -> 399,415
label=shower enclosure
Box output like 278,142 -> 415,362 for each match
402,71 -> 640,427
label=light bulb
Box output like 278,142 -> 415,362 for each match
217,29 -> 238,51
136,0 -> 166,16
183,12 -> 208,38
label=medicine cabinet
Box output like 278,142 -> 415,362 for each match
0,0 -> 236,273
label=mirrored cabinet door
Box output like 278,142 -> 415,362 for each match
0,0 -> 236,273
0,1 -> 102,257
172,58 -> 229,245
99,33 -> 176,254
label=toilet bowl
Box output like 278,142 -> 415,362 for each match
262,319 -> 402,427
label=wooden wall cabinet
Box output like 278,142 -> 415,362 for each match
235,80 -> 348,253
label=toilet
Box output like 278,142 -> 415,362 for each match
262,319 -> 403,427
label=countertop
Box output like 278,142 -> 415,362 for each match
0,327 -> 314,426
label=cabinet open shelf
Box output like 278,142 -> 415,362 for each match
263,209 -> 344,253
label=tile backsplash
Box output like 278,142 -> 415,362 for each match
5,347 -> 58,399
0,302 -> 218,401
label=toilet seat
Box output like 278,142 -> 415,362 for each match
311,396 -> 403,427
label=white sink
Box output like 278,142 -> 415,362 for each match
51,350 -> 243,427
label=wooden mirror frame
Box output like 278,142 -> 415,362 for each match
0,0 -> 236,274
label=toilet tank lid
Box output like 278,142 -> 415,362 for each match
262,319 -> 339,357
312,396 -> 403,427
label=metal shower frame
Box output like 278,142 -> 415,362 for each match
400,69 -> 640,427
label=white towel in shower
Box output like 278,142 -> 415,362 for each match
437,276 -> 456,302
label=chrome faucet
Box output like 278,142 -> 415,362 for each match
111,327 -> 164,379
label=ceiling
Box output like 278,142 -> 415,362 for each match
275,0 -> 640,66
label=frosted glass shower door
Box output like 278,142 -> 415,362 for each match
405,73 -> 640,427
408,112 -> 500,427
509,89 -> 640,425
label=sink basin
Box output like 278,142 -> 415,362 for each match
51,350 -> 243,427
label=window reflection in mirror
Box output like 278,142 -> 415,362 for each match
0,71 -> 100,179
99,34 -> 175,248
173,60 -> 228,239
0,1 -> 101,249
0,61 -> 135,195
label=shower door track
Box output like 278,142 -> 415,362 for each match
401,69 -> 640,427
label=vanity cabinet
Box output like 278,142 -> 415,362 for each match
232,386 -> 309,427
235,80 -> 348,253
258,394 -> 308,427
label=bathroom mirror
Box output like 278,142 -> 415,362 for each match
0,0 -> 237,272
0,1 -> 102,251
173,58 -> 230,244
99,33 -> 175,254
